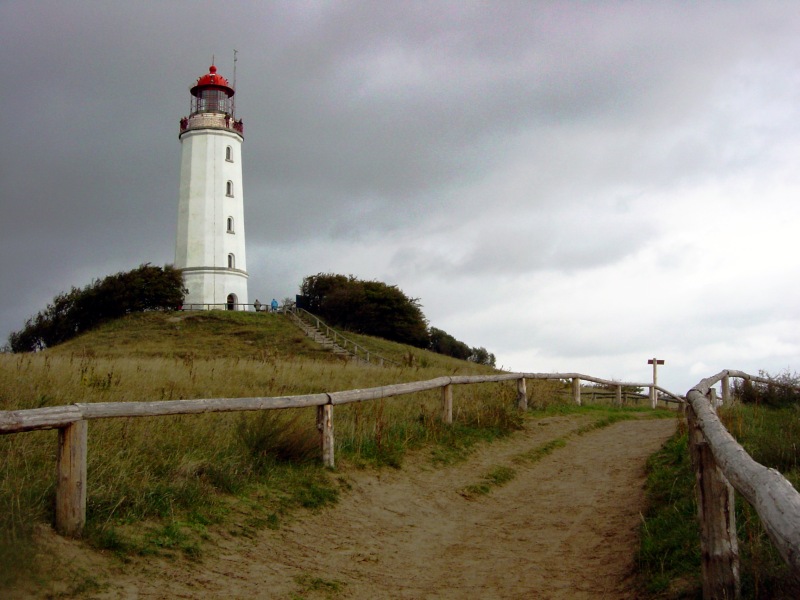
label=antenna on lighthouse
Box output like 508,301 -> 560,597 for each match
232,49 -> 238,118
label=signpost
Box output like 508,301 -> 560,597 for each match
648,358 -> 665,408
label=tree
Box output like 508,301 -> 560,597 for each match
9,264 -> 185,352
469,347 -> 496,367
299,273 -> 429,347
429,327 -> 472,360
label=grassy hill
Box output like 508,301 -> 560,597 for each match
1,309 -> 512,591
49,310 -> 489,373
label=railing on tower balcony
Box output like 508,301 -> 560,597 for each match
179,113 -> 243,137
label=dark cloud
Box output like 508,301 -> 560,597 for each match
2,2 -> 800,393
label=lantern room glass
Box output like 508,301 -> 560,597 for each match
192,89 -> 232,115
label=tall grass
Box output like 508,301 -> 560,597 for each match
0,350 -> 516,588
721,404 -> 800,599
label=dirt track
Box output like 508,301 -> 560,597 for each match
27,414 -> 676,599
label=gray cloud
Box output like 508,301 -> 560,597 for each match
3,1 -> 800,393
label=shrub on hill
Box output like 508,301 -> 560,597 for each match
300,273 -> 430,348
9,264 -> 185,352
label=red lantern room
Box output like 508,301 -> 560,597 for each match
180,64 -> 243,137
190,65 -> 235,115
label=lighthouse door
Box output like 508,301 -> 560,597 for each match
226,294 -> 237,311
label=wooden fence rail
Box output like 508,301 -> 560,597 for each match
686,369 -> 800,599
0,371 -> 678,537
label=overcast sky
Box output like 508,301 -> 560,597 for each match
2,1 -> 800,394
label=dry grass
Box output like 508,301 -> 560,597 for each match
0,314 -> 515,590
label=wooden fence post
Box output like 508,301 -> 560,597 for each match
572,378 -> 581,405
516,377 -> 527,411
615,384 -> 622,406
442,384 -> 453,424
317,404 -> 335,468
709,388 -> 719,410
55,420 -> 87,537
721,375 -> 731,406
687,400 -> 740,599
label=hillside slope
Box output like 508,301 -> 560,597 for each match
48,310 -> 491,373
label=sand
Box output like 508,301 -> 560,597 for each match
18,414 -> 676,599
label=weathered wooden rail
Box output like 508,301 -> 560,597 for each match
0,371 -> 676,537
686,370 -> 800,599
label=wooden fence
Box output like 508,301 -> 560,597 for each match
686,370 -> 800,599
0,371 -> 676,538
3,366 -> 800,598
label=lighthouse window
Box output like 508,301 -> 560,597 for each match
225,146 -> 233,162
228,254 -> 235,269
226,217 -> 234,233
226,181 -> 234,197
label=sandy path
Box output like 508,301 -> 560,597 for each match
90,415 -> 676,599
22,414 -> 676,599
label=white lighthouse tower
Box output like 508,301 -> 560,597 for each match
176,64 -> 248,310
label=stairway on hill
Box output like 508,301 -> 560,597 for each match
286,311 -> 368,364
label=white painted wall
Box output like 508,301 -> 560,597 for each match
175,125 -> 248,308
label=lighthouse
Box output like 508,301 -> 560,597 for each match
175,64 -> 248,310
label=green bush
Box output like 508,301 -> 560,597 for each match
733,370 -> 800,408
300,273 -> 430,348
429,327 -> 472,360
9,264 -> 185,352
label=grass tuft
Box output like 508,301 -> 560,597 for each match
513,438 -> 567,465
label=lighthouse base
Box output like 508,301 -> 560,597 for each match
180,267 -> 249,311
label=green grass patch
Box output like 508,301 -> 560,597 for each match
636,427 -> 701,597
513,438 -> 568,465
292,573 -> 345,599
573,412 -> 633,435
461,465 -> 517,498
